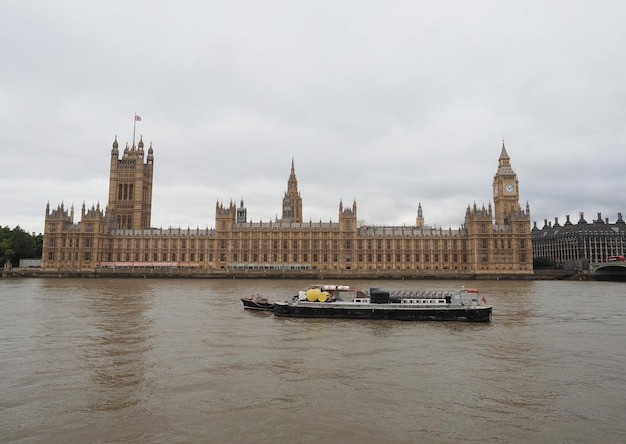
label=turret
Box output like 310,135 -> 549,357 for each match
111,135 -> 119,156
416,203 -> 424,227
236,199 -> 247,223
339,199 -> 357,232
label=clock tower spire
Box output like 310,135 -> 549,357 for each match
493,140 -> 520,225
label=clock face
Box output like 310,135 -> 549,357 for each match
504,183 -> 515,194
493,184 -> 498,195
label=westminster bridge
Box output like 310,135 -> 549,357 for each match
591,261 -> 626,281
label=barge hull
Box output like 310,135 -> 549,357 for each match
273,304 -> 491,322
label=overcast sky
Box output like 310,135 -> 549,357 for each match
2,1 -> 625,235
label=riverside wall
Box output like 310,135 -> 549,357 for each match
3,268 -> 590,281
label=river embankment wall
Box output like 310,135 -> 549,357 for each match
3,268 -> 591,280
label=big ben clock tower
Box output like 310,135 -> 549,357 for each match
493,141 -> 520,225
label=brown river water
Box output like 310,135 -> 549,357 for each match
1,278 -> 625,443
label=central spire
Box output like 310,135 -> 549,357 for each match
282,158 -> 302,222
288,157 -> 298,192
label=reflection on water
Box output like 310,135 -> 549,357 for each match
1,278 -> 625,443
82,284 -> 153,411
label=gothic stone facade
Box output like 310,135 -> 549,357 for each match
42,138 -> 533,275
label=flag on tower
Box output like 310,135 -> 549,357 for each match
133,114 -> 142,146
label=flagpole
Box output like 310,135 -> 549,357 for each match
133,113 -> 137,147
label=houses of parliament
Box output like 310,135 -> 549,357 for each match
41,136 -> 533,276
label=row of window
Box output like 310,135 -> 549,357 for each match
481,239 -> 526,249
48,235 -> 528,252
117,183 -> 134,201
534,240 -> 626,262
47,250 -> 529,266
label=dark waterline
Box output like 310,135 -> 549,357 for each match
1,279 -> 625,443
